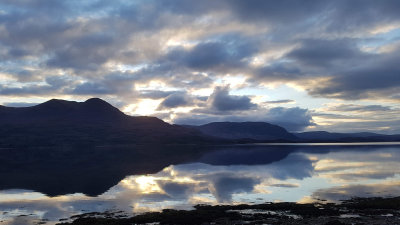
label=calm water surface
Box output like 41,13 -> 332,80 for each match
0,143 -> 399,224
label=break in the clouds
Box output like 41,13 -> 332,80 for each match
0,0 -> 400,133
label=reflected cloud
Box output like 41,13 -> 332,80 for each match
208,173 -> 260,202
326,171 -> 396,181
269,183 -> 300,188
310,181 -> 400,202
0,144 -> 399,224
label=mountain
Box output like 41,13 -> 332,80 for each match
294,131 -> 385,141
0,98 -> 397,147
294,131 -> 400,142
0,98 -> 217,147
0,98 -> 124,124
184,122 -> 297,141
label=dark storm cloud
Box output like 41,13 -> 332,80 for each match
208,86 -> 256,111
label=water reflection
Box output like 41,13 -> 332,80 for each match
0,144 -> 399,224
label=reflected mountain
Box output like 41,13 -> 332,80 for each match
1,144 -> 400,225
1,144 -> 398,197
0,145 -> 210,196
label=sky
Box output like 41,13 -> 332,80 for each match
0,0 -> 399,133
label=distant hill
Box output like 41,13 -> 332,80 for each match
0,98 -> 398,147
184,122 -> 297,141
294,131 -> 384,140
294,131 -> 400,142
0,98 -> 217,147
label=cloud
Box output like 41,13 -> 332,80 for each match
311,181 -> 400,202
331,172 -> 396,181
2,102 -> 38,107
157,92 -> 192,109
270,183 -> 299,188
46,34 -> 117,71
174,106 -> 314,132
307,49 -> 400,100
264,99 -> 294,104
250,62 -> 303,82
139,90 -> 181,99
324,104 -> 392,112
208,86 -> 256,111
208,173 -> 259,202
68,73 -> 137,97
225,0 -> 329,25
157,181 -> 195,199
263,107 -> 315,131
0,76 -> 69,96
287,39 -> 370,69
70,82 -> 115,95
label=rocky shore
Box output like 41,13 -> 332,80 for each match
57,197 -> 400,225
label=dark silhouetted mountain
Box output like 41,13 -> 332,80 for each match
184,122 -> 297,141
0,98 -> 398,147
0,98 -> 124,124
0,98 -> 218,147
295,131 -> 385,141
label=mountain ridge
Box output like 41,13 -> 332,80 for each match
0,98 -> 398,147
0,98 -> 218,147
294,131 -> 385,140
184,122 -> 297,141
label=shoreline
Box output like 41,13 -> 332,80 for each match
57,196 -> 400,225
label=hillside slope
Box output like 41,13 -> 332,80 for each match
0,98 -> 215,147
185,122 -> 297,141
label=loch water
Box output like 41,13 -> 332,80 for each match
0,143 -> 399,224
